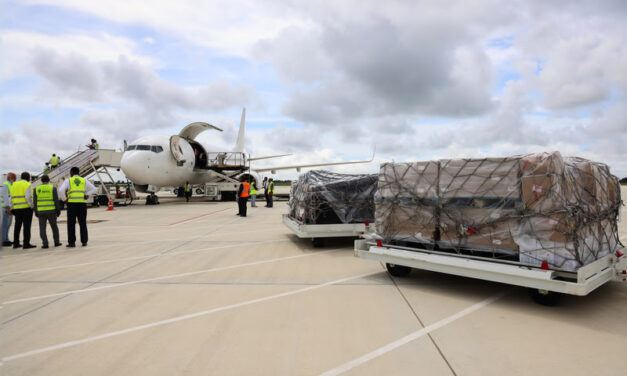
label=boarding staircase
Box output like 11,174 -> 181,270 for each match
33,149 -> 132,205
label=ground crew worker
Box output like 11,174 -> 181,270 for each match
49,154 -> 59,169
58,167 -> 97,247
263,177 -> 269,207
43,162 -> 51,174
266,178 -> 275,208
184,181 -> 192,202
10,172 -> 35,249
1,172 -> 16,247
34,174 -> 61,249
250,179 -> 258,207
236,180 -> 250,217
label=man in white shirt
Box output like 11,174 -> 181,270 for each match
58,167 -> 98,247
1,172 -> 16,247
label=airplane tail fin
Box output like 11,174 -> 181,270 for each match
232,107 -> 246,152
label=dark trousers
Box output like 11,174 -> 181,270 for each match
38,211 -> 60,246
264,190 -> 269,206
185,191 -> 191,202
267,194 -> 273,208
13,208 -> 33,245
67,202 -> 88,245
238,196 -> 248,216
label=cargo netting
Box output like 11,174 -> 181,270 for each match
289,170 -> 378,225
374,152 -> 622,271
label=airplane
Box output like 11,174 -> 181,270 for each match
120,108 -> 374,204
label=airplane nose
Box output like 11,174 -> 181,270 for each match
120,152 -> 147,184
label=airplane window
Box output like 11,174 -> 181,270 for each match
136,145 -> 151,151
127,145 -> 137,151
151,146 -> 164,153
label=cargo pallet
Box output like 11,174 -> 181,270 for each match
282,214 -> 373,247
355,234 -> 627,306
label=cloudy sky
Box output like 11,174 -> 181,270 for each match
1,0 -> 626,179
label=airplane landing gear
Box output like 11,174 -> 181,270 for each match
146,193 -> 160,205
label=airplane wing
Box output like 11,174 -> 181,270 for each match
179,122 -> 223,140
248,154 -> 291,161
253,150 -> 375,173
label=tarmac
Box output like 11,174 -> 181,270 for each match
1,188 -> 626,376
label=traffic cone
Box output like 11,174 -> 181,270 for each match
106,197 -> 114,211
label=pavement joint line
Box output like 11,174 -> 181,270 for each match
3,248 -> 342,304
1,239 -> 289,277
1,270 -> 382,363
386,267 -> 457,376
319,291 -> 509,376
166,208 -> 231,226
1,215 -> 245,325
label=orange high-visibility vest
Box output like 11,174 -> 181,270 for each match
240,182 -> 250,198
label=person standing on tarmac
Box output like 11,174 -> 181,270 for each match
184,181 -> 192,202
1,172 -> 16,247
58,167 -> 97,247
250,179 -> 258,207
267,178 -> 275,208
33,174 -> 61,249
263,177 -> 269,207
236,180 -> 250,217
10,172 -> 35,249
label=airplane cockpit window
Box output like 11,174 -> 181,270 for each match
151,146 -> 164,153
136,145 -> 151,151
127,145 -> 137,151
126,145 -> 163,153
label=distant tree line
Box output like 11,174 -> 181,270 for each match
620,177 -> 627,185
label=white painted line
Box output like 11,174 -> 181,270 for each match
4,247 -> 340,304
2,270 -> 380,362
1,239 -> 287,277
319,291 -> 507,376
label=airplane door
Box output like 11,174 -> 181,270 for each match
170,135 -> 186,163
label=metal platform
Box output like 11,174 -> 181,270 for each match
282,214 -> 370,239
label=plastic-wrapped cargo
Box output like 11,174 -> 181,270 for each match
375,152 -> 622,271
289,170 -> 378,224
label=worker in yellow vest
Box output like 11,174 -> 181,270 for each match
10,172 -> 36,249
250,179 -> 258,207
2,172 -> 16,247
49,154 -> 60,169
184,181 -> 192,202
33,174 -> 61,249
236,180 -> 250,217
58,167 -> 98,247
266,178 -> 275,208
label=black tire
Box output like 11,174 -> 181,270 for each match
528,289 -> 562,306
195,188 -> 204,195
145,196 -> 153,205
98,195 -> 109,206
176,187 -> 185,198
386,263 -> 411,277
173,188 -> 179,195
312,238 -> 325,248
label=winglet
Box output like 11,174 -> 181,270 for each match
233,107 -> 246,152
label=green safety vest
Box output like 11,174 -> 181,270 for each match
250,181 -> 258,195
68,176 -> 87,203
268,182 -> 274,194
50,156 -> 59,167
185,183 -> 191,192
1,181 -> 12,208
36,184 -> 55,212
10,180 -> 31,209
94,143 -> 99,150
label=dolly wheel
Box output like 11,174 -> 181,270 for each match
312,238 -> 325,248
528,288 -> 562,306
386,263 -> 411,277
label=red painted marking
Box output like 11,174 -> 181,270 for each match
167,208 -> 230,226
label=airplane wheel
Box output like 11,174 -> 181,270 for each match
386,263 -> 411,277
173,188 -> 178,195
528,289 -> 561,306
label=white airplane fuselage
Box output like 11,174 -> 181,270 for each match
121,134 -> 251,192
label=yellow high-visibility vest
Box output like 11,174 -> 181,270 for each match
36,184 -> 55,212
250,181 -> 258,195
68,176 -> 86,203
1,181 -> 12,208
268,181 -> 274,194
10,180 -> 31,209
50,156 -> 59,167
